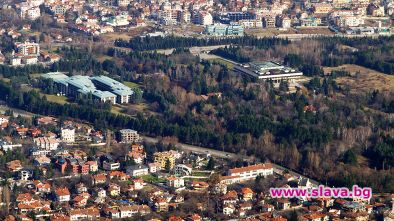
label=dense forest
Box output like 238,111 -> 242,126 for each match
114,35 -> 289,51
0,36 -> 393,192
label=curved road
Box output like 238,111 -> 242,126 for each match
141,135 -> 320,186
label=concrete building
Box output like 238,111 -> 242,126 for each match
41,73 -> 134,104
61,126 -> 75,143
34,137 -> 59,150
15,41 -> 40,56
193,11 -> 213,25
234,61 -> 303,83
90,76 -> 133,104
263,16 -> 276,28
154,151 -> 176,170
119,129 -> 140,143
205,24 -> 244,36
126,165 -> 149,177
228,163 -> 273,181
166,176 -> 185,188
174,164 -> 193,176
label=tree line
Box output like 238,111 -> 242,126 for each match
114,35 -> 289,51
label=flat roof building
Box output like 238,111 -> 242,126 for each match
119,129 -> 140,143
41,73 -> 134,104
234,61 -> 303,83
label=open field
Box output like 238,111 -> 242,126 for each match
210,58 -> 235,69
141,174 -> 166,183
246,27 -> 335,37
123,81 -> 140,89
45,94 -> 69,105
323,64 -> 394,93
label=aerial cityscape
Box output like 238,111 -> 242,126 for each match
0,0 -> 393,220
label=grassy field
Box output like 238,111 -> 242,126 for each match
111,105 -> 126,115
44,94 -> 69,105
123,81 -> 140,89
323,64 -> 394,93
191,171 -> 211,177
211,58 -> 235,69
141,174 -> 166,183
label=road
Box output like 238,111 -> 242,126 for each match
0,105 -> 35,118
141,135 -> 320,186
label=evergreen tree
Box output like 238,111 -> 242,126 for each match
206,157 -> 215,170
165,159 -> 171,173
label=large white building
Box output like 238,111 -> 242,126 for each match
166,176 -> 185,188
234,61 -> 303,84
15,41 -> 40,56
193,11 -> 213,25
174,164 -> 192,176
228,163 -> 273,181
41,73 -> 134,105
34,137 -> 59,150
61,127 -> 75,143
19,3 -> 41,20
334,15 -> 364,27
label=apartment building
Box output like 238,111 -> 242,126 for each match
193,11 -> 213,25
228,163 -> 274,181
15,41 -> 40,56
154,151 -> 176,170
118,129 -> 140,143
61,127 -> 75,143
34,137 -> 59,150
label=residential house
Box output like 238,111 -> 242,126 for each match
241,187 -> 254,201
55,187 -> 70,202
166,176 -> 185,189
7,160 -> 23,172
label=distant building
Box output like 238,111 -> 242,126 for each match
174,164 -> 193,176
61,127 -> 75,143
227,163 -> 273,181
166,176 -> 185,188
204,24 -> 244,36
15,41 -> 40,56
119,129 -> 140,143
193,11 -> 213,25
117,0 -> 130,7
263,16 -> 276,28
218,12 -> 256,23
41,73 -> 134,105
154,151 -> 177,170
34,137 -> 59,150
234,61 -> 303,83
126,165 -> 149,177
276,16 -> 291,29
313,3 -> 333,14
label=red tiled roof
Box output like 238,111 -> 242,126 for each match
229,163 -> 273,174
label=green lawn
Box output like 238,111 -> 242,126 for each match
211,58 -> 234,69
191,171 -> 211,177
123,81 -> 140,89
141,174 -> 166,183
44,94 -> 69,105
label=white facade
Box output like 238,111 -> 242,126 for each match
103,161 -> 120,171
34,137 -> 59,150
194,11 -> 213,25
166,176 -> 185,188
127,166 -> 149,177
61,127 -> 75,143
174,164 -> 192,176
26,7 -> 41,20
228,163 -> 274,181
